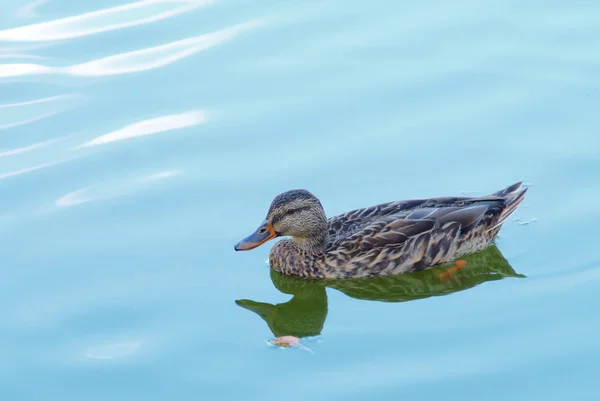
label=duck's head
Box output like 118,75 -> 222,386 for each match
234,189 -> 327,251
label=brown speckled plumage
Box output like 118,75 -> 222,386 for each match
237,182 -> 528,279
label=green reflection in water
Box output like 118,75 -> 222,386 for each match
236,245 -> 525,338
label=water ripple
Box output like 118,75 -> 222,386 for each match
0,20 -> 263,78
55,170 -> 178,207
16,0 -> 49,19
0,53 -> 45,60
78,110 -> 208,148
0,0 -> 214,42
0,94 -> 82,130
0,158 -> 78,180
84,342 -> 140,360
0,135 -> 73,158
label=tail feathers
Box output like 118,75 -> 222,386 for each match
492,181 -> 524,198
486,182 -> 528,232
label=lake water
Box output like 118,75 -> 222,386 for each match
1,1 -> 599,400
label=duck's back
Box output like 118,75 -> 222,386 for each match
324,195 -> 476,249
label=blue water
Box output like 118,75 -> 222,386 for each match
2,0 -> 600,400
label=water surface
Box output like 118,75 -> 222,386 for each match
1,1 -> 600,400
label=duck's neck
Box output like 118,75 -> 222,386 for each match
292,231 -> 326,254
269,213 -> 329,278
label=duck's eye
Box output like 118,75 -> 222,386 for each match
285,209 -> 296,216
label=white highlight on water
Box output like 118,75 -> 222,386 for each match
0,20 -> 262,78
55,170 -> 178,207
1,0 -> 214,42
78,110 -> 208,147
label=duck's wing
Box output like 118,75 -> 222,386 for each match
324,183 -> 528,277
328,201 -> 491,250
323,205 -> 491,277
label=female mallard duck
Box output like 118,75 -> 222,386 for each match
234,181 -> 527,279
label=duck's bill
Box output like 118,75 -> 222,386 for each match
234,220 -> 277,251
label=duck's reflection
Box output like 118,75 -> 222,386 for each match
235,245 -> 525,338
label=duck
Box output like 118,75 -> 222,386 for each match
234,181 -> 528,279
